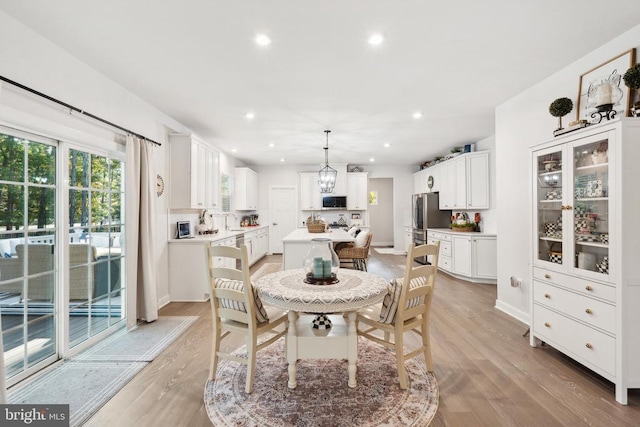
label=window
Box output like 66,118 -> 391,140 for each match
221,173 -> 233,212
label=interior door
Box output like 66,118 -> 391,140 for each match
269,186 -> 297,254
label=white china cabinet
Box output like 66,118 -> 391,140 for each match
530,118 -> 640,404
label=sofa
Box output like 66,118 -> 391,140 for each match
0,243 -> 119,302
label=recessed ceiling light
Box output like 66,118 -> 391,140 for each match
368,33 -> 384,46
384,143 -> 390,148
280,158 -> 285,162
412,111 -> 423,119
255,34 -> 271,46
231,148 -> 237,153
269,143 -> 274,148
245,112 -> 255,120
370,157 -> 375,162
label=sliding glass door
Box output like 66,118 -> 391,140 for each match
67,149 -> 125,347
0,128 -> 126,384
0,129 -> 57,379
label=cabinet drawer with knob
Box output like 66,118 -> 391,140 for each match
533,267 -> 615,303
533,304 -> 615,376
533,280 -> 615,334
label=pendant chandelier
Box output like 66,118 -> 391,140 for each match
318,130 -> 337,193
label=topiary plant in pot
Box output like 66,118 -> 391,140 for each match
623,63 -> 640,117
549,97 -> 574,131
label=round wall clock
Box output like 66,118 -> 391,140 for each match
156,174 -> 165,197
427,175 -> 434,189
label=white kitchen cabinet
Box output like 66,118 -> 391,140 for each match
427,229 -> 495,282
427,151 -> 489,210
169,133 -> 220,209
530,118 -> 640,405
404,226 -> 413,253
257,227 -> 269,259
452,234 -> 472,276
234,167 -> 259,210
452,156 -> 467,209
244,227 -> 268,266
300,172 -> 322,210
472,236 -> 497,279
426,230 -> 452,273
347,172 -> 368,210
414,165 -> 441,194
168,236 -> 235,301
427,164 -> 441,193
466,151 -> 490,209
413,168 -> 428,194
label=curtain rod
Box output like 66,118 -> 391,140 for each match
0,75 -> 161,146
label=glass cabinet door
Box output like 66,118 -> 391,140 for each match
571,134 -> 610,278
534,147 -> 564,265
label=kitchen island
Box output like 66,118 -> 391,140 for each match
282,228 -> 355,270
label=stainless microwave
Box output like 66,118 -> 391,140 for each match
322,195 -> 347,209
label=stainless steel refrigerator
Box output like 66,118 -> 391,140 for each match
412,193 -> 451,264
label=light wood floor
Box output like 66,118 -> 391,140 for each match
86,252 -> 640,426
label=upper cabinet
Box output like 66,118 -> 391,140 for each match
436,151 -> 490,210
169,133 -> 219,209
413,165 -> 441,195
234,167 -> 259,211
300,172 -> 321,210
346,172 -> 368,210
466,151 -> 490,209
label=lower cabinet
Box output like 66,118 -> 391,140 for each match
168,236 -> 236,302
427,229 -> 496,283
245,227 -> 269,266
531,267 -> 618,379
404,227 -> 413,253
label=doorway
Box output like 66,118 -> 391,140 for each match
269,186 -> 297,254
368,178 -> 394,247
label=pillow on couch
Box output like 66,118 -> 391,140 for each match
214,278 -> 269,323
378,276 -> 428,324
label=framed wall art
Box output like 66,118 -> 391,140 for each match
576,48 -> 636,121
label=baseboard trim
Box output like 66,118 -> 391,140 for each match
158,294 -> 172,308
494,300 -> 530,325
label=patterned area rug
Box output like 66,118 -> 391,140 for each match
9,316 -> 198,427
204,337 -> 439,426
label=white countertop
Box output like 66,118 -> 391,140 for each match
283,228 -> 355,243
428,227 -> 496,237
168,224 -> 268,243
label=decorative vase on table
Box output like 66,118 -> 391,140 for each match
302,238 -> 340,329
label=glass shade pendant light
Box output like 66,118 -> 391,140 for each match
318,130 -> 337,193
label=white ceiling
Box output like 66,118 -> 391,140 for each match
2,1 -> 640,166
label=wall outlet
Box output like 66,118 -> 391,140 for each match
510,276 -> 522,288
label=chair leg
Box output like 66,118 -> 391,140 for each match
246,335 -> 257,393
422,316 -> 433,372
395,331 -> 408,389
209,325 -> 222,380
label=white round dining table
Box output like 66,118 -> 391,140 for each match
255,268 -> 388,388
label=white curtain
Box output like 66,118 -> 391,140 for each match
125,135 -> 159,329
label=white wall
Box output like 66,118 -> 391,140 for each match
494,24 -> 640,323
0,10 -> 195,307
